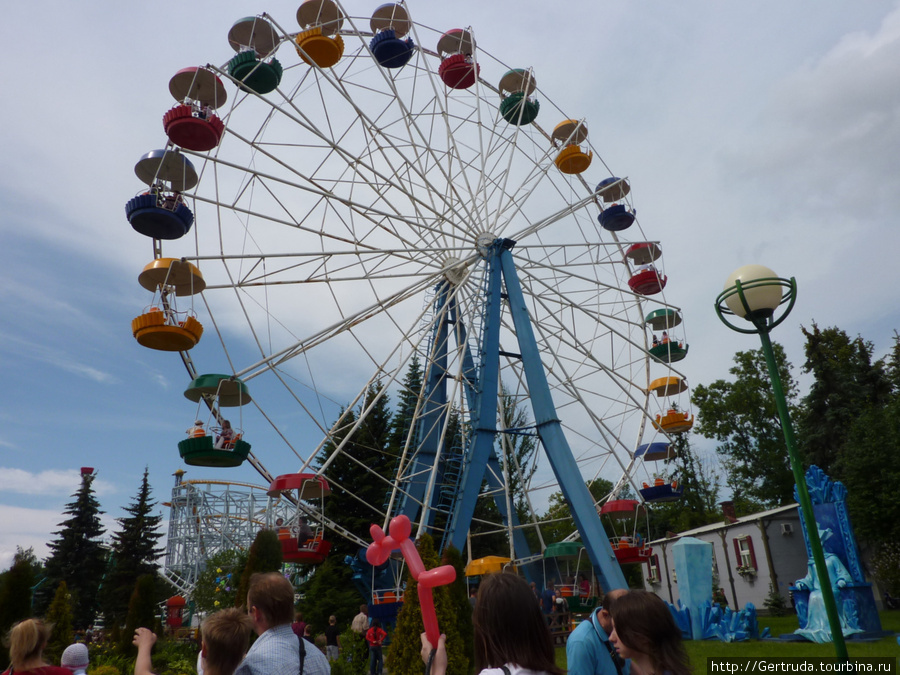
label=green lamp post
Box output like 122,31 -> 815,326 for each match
715,264 -> 848,659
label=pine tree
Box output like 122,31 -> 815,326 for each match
297,557 -> 361,634
441,545 -> 473,673
102,468 -> 165,625
235,529 -> 284,608
121,575 -> 159,654
44,581 -> 74,664
319,381 -> 396,560
385,533 -> 466,675
389,354 -> 423,452
40,470 -> 107,628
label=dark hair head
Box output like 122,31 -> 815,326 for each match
473,574 -> 563,675
610,591 -> 690,675
5,619 -> 52,669
202,608 -> 253,675
248,572 -> 295,626
371,619 -> 381,629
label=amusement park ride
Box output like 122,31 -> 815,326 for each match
130,1 -> 694,601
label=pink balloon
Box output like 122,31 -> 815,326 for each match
364,515 -> 457,646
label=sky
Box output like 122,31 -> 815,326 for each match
1,1 -> 899,571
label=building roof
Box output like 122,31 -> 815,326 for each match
648,503 -> 799,544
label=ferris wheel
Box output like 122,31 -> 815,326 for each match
129,1 -> 692,592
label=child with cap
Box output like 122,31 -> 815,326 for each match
61,643 -> 89,675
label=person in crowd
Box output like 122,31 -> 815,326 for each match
567,589 -> 630,675
420,572 -> 564,675
292,611 -> 307,640
540,580 -> 557,624
351,604 -> 369,634
61,643 -> 89,675
323,616 -> 340,661
135,608 -> 252,675
2,619 -> 70,675
608,590 -> 690,675
365,619 -> 387,675
303,625 -> 315,645
235,572 -> 331,675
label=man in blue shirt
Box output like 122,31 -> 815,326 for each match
236,572 -> 331,675
566,589 -> 631,675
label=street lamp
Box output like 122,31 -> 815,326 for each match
715,265 -> 848,660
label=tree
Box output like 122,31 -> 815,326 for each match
385,533 -> 466,675
102,468 -> 165,625
0,547 -> 39,643
319,381 -> 397,561
297,557 -> 361,634
192,549 -> 248,613
40,470 -> 107,628
647,434 -> 721,537
692,345 -> 798,508
235,529 -> 284,608
44,581 -> 74,664
468,383 -> 539,559
796,324 -> 892,475
389,354 -> 423,452
835,395 -> 900,547
539,478 -> 614,545
121,575 -> 159,654
441,545 -> 473,672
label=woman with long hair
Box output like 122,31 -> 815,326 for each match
2,619 -> 71,675
421,572 -> 564,675
608,590 -> 690,675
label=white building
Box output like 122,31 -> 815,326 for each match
641,503 -> 809,611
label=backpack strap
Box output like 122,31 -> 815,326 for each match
297,633 -> 306,675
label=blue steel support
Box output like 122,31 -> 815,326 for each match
498,241 -> 626,591
445,249 -> 504,552
398,281 -> 451,524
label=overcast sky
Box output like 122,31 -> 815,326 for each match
1,1 -> 898,570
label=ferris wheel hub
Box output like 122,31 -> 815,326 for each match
475,232 -> 498,257
443,257 -> 467,285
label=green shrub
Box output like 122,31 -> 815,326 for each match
763,583 -> 789,617
872,541 -> 900,596
91,665 -> 123,675
330,630 -> 368,675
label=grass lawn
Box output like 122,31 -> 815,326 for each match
555,612 -> 900,674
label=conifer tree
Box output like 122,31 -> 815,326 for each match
121,575 -> 159,654
44,581 -> 74,664
235,529 -> 284,607
441,545 -> 473,673
385,533 -> 466,675
389,354 -> 423,452
319,381 -> 396,560
40,470 -> 106,628
102,468 -> 165,624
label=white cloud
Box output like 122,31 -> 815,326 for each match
0,505 -> 60,570
0,468 -> 116,497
